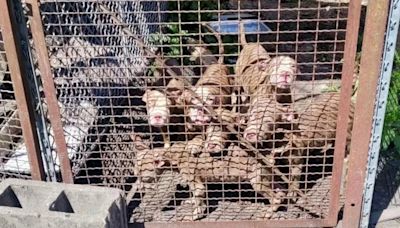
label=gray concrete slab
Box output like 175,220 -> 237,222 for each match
0,178 -> 128,228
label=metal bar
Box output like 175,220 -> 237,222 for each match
143,219 -> 330,228
342,1 -> 390,227
25,47 -> 58,182
0,0 -> 45,181
27,0 -> 74,183
360,0 -> 400,227
12,0 -> 57,182
326,0 -> 362,224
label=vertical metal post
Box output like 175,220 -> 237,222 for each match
27,0 -> 74,183
12,0 -> 58,182
0,0 -> 45,181
360,1 -> 400,227
342,1 -> 390,227
326,0 -> 362,225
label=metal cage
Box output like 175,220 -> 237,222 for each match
0,0 -> 385,227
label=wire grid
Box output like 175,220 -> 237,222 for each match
37,0 -> 354,223
0,28 -> 32,181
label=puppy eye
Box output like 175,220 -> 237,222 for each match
207,96 -> 215,103
147,100 -> 155,106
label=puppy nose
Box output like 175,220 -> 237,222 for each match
208,143 -> 217,149
153,115 -> 162,120
282,72 -> 290,80
244,132 -> 257,141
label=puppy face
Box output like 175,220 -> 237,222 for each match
205,125 -> 225,153
135,149 -> 165,183
243,104 -> 296,144
186,136 -> 204,155
142,90 -> 172,127
243,110 -> 272,144
268,56 -> 299,89
188,87 -> 216,125
243,98 -> 276,144
257,59 -> 270,71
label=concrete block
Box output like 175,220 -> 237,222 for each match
0,178 -> 128,228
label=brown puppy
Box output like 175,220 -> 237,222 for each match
135,139 -> 285,220
266,56 -> 299,104
182,64 -> 232,126
243,89 -> 295,144
204,108 -> 238,154
273,93 -> 355,199
233,22 -> 271,105
142,80 -> 185,148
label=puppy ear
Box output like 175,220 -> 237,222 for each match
166,89 -> 182,99
181,89 -> 192,103
142,90 -> 151,103
209,94 -> 218,105
130,134 -> 141,142
258,59 -> 269,71
167,97 -> 173,106
155,159 -> 165,168
235,113 -> 244,125
296,65 -> 301,76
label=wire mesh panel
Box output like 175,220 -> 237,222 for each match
36,0 -> 168,186
0,28 -> 31,181
35,0 -> 359,225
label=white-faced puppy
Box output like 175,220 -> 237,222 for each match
267,56 -> 299,90
266,56 -> 299,104
182,63 -> 232,126
141,75 -> 187,148
142,90 -> 172,128
142,89 -> 176,148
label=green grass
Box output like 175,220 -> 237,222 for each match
381,51 -> 400,158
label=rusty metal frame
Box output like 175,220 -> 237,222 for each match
26,0 -> 74,183
0,0 -> 45,181
360,0 -> 400,226
17,0 -> 369,226
342,0 -> 391,227
140,0 -> 363,227
143,219 -> 333,228
325,0 -> 363,226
